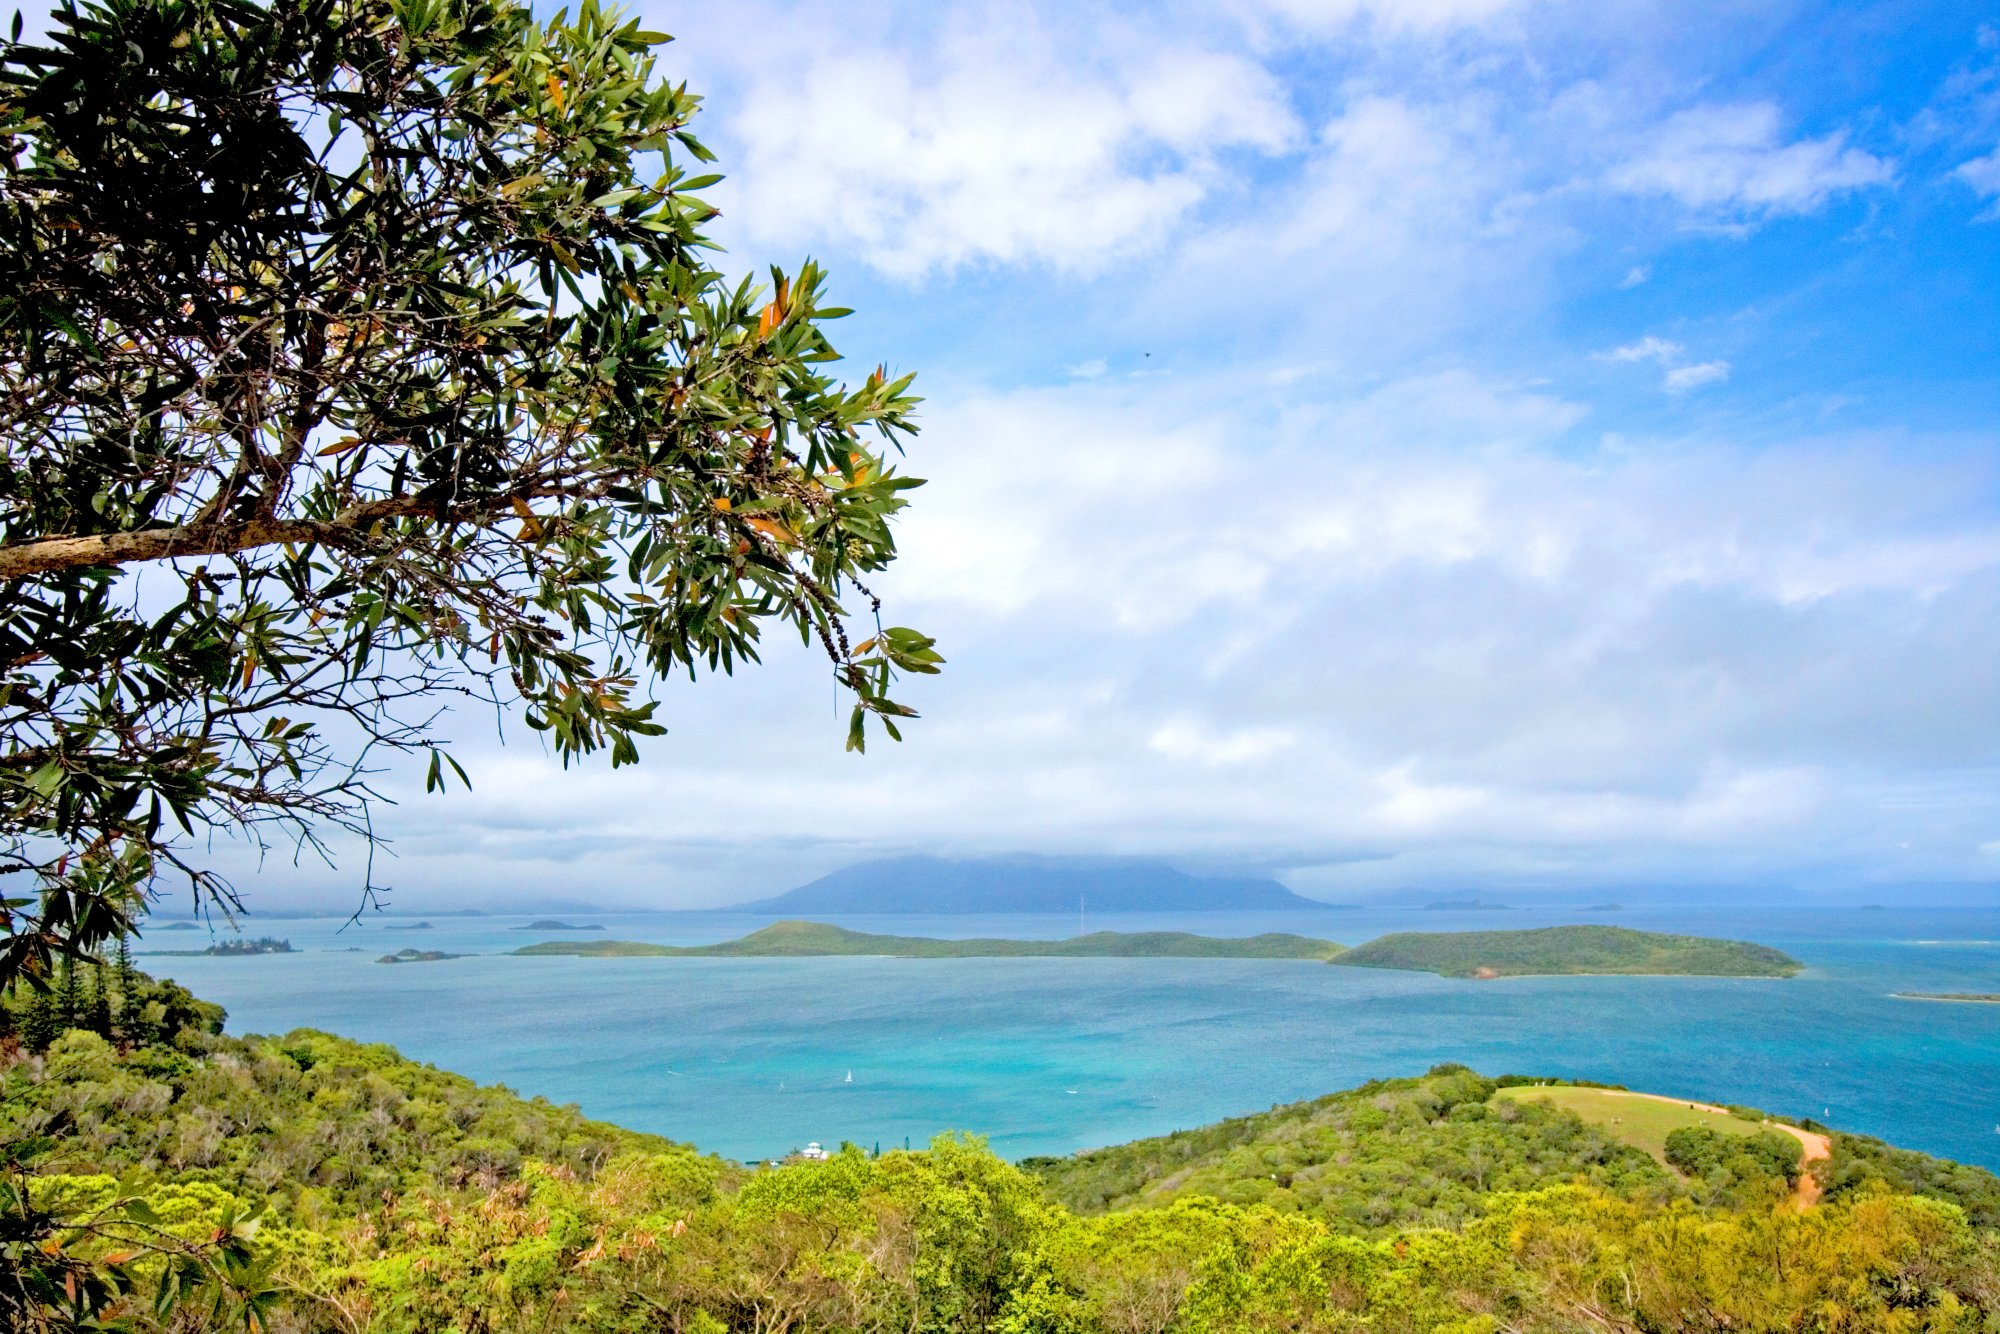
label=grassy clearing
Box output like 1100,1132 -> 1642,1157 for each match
1493,1085 -> 1780,1165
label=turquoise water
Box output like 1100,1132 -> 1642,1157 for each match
143,905 -> 2000,1170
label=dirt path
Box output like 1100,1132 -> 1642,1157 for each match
1600,1089 -> 1832,1207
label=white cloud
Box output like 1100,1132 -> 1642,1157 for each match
1602,335 -> 1683,363
1957,149 -> 2000,214
1619,265 -> 1651,288
1240,0 -> 1525,33
1150,719 -> 1298,765
1662,360 -> 1731,393
1608,102 -> 1893,218
1371,763 -> 1490,830
1960,149 -> 2000,195
1600,335 -> 1730,394
1160,93 -> 1567,365
282,368 -> 2000,908
219,2 -> 2000,910
701,13 -> 1299,277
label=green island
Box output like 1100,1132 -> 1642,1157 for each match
1892,992 -> 2000,1004
515,920 -> 1802,978
376,948 -> 468,965
142,936 -> 296,959
514,919 -> 1349,960
1329,924 -> 1802,978
6,969 -> 1995,1333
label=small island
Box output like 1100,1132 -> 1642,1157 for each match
515,921 -> 1346,960
1330,926 -> 1800,979
1891,992 -> 2000,1004
1424,899 -> 1509,911
145,936 -> 295,958
511,920 -> 605,932
377,948 -> 468,964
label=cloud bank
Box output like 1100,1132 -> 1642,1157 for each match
217,0 -> 2000,912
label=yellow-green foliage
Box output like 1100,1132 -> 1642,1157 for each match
12,1004 -> 2000,1332
2,1026 -> 676,1231
265,1164 -> 2000,1333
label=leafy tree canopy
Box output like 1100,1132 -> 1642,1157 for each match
0,0 -> 938,985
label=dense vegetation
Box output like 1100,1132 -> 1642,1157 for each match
1,975 -> 669,1224
1332,925 -> 1802,977
1032,1070 -> 2000,1232
7,971 -> 2000,1331
515,921 -> 1346,959
1663,1126 -> 1803,1199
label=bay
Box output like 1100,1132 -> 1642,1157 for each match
142,903 -> 2000,1170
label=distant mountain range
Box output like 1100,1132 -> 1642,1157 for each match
733,856 -> 1344,914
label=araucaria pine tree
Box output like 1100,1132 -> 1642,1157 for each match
115,934 -> 143,1041
85,961 -> 112,1037
21,983 -> 57,1052
54,953 -> 79,1029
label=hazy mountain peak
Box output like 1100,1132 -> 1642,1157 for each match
734,855 -> 1339,914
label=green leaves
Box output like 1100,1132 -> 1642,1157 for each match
0,0 -> 934,983
0,1125 -> 271,1333
423,749 -> 471,794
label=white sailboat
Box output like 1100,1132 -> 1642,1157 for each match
844,1070 -> 853,1084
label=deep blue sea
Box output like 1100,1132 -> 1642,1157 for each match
141,904 -> 2000,1171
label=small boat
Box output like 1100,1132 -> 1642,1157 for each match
844,1070 -> 853,1084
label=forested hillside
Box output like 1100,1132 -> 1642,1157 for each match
6,970 -> 1999,1332
1026,1068 -> 2000,1229
1023,1069 -> 1673,1226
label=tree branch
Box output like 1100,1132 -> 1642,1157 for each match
0,487 -> 574,580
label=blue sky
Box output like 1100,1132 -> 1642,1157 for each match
246,0 -> 2000,908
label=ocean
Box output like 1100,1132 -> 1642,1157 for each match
141,903 -> 2000,1170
